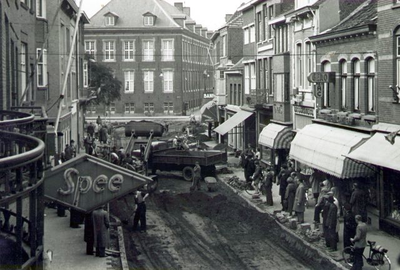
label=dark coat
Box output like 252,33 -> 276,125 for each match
322,200 -> 331,227
343,210 -> 357,248
278,169 -> 290,196
326,202 -> 338,229
350,188 -> 367,217
92,209 -> 110,248
64,146 -> 73,161
99,127 -> 108,143
263,171 -> 274,190
285,181 -> 296,213
84,213 -> 94,244
293,182 -> 306,213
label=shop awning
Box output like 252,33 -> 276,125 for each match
289,124 -> 375,179
258,123 -> 293,149
213,109 -> 253,136
346,132 -> 400,171
200,100 -> 218,122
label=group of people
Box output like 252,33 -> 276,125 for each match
61,140 -> 76,162
84,116 -> 110,155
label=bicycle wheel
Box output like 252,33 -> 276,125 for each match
342,247 -> 355,267
370,252 -> 391,270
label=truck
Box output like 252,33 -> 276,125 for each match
124,120 -> 227,183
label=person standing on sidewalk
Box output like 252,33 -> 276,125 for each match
133,190 -> 149,232
84,212 -> 95,255
250,160 -> 263,198
350,215 -> 367,270
326,195 -> 338,251
92,206 -> 110,257
293,178 -> 306,223
350,183 -> 368,222
262,167 -> 274,206
314,179 -> 332,226
277,164 -> 290,211
244,155 -> 255,185
191,161 -> 202,192
343,202 -> 357,249
284,176 -> 296,216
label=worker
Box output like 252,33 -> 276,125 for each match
92,205 -> 109,257
190,161 -> 202,192
133,190 -> 149,232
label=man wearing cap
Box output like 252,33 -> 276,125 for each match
326,195 -> 338,251
350,183 -> 368,222
293,177 -> 306,223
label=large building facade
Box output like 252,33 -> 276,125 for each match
84,0 -> 213,117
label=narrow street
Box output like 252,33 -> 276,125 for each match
111,173 -> 320,270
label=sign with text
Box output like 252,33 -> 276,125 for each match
44,154 -> 151,213
307,72 -> 336,83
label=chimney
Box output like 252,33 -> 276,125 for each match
195,24 -> 202,35
201,27 -> 208,37
183,7 -> 190,17
225,14 -> 233,23
207,31 -> 214,39
174,2 -> 183,11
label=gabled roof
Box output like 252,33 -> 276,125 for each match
87,0 -> 185,28
142,12 -> 157,17
104,11 -> 119,18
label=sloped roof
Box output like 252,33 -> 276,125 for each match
87,0 -> 183,28
330,0 -> 376,32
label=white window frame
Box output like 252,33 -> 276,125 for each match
340,60 -> 347,109
305,41 -> 312,88
244,64 -> 250,94
103,40 -> 115,61
144,71 -> 154,93
367,58 -> 376,112
37,48 -> 48,87
105,16 -> 115,26
163,102 -> 173,114
123,40 -> 135,62
124,70 -> 134,93
110,102 -> 116,114
161,39 -> 174,61
322,61 -> 331,107
163,70 -> 174,93
296,42 -> 303,88
244,28 -> 249,44
36,0 -> 46,18
125,103 -> 135,114
222,35 -> 227,57
250,63 -> 256,91
353,59 -> 360,111
274,74 -> 285,103
143,40 -> 155,62
85,41 -> 96,59
397,36 -> 400,86
250,25 -> 256,43
83,61 -> 88,88
144,16 -> 154,26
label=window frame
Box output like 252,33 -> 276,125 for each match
143,40 -> 155,62
352,59 -> 361,111
105,16 -> 115,26
36,0 -> 46,18
122,40 -> 135,62
144,16 -> 154,26
37,48 -> 48,87
367,58 -> 376,113
161,39 -> 174,61
124,70 -> 135,93
163,70 -> 174,93
144,70 -> 154,93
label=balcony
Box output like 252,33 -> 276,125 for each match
0,110 -> 46,269
316,109 -> 377,130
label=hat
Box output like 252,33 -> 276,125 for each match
327,191 -> 334,196
290,172 -> 297,177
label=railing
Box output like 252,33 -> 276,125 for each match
0,110 -> 45,269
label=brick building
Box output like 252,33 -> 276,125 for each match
84,0 -> 213,117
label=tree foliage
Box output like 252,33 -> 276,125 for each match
86,56 -> 122,107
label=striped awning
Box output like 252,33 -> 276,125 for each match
200,100 -> 218,122
258,123 -> 293,149
290,124 -> 375,179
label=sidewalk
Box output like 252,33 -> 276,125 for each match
217,154 -> 400,270
44,207 -> 109,270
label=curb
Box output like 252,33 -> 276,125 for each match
217,174 -> 347,270
110,215 -> 129,270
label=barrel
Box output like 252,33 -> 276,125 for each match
125,120 -> 165,137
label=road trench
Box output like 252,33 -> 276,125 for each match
110,173 -> 332,270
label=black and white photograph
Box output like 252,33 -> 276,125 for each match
0,0 -> 400,269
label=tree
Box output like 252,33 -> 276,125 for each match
85,55 -> 122,109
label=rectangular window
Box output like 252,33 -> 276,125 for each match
143,40 -> 154,61
257,12 -> 263,42
163,70 -> 173,93
250,63 -> 256,91
222,36 -> 226,57
244,64 -> 250,95
123,40 -> 135,61
144,16 -> 154,26
103,41 -> 115,61
144,71 -> 154,93
105,16 -> 115,26
21,43 -> 27,101
163,102 -> 173,114
306,42 -> 312,87
124,70 -> 134,92
85,41 -> 96,58
274,73 -> 287,102
125,103 -> 135,114
264,5 -> 268,40
83,61 -> 88,87
244,28 -> 249,44
161,39 -> 174,61
37,48 -> 48,87
36,0 -> 46,18
296,43 -> 303,88
250,25 -> 256,43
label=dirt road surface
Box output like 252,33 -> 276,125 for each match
110,172 -> 325,270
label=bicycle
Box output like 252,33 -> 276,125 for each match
342,240 -> 391,270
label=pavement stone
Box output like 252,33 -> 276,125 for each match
44,208 -> 108,270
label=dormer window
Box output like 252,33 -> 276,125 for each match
143,12 -> 157,26
104,12 -> 119,26
106,16 -> 115,26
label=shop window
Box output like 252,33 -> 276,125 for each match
261,146 -> 272,165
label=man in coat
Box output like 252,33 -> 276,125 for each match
84,212 -> 94,255
92,206 -> 110,257
277,164 -> 290,211
284,176 -> 297,216
350,215 -> 367,270
293,178 -> 306,223
262,167 -> 274,206
250,160 -> 263,198
343,202 -> 357,249
191,162 -> 202,192
244,155 -> 255,184
326,195 -> 338,251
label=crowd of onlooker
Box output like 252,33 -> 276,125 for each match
240,144 -> 369,254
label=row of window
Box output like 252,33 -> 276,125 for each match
87,102 -> 174,114
85,39 -> 174,62
21,0 -> 47,19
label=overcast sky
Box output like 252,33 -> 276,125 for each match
81,0 -> 247,31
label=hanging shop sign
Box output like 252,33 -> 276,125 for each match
44,154 -> 151,213
307,72 -> 336,83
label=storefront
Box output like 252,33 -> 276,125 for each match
346,132 -> 400,235
258,123 -> 293,173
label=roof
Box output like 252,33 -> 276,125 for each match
87,0 -> 199,30
212,9 -> 243,41
329,0 -> 376,32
